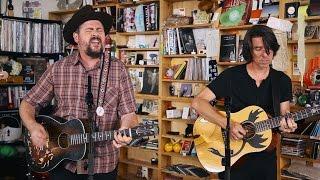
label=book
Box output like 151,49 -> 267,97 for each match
219,34 -> 237,62
178,28 -> 197,54
141,67 -> 159,95
173,62 -> 187,79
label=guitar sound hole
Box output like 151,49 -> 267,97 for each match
241,121 -> 256,140
58,133 -> 69,148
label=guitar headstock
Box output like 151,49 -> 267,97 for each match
131,122 -> 158,138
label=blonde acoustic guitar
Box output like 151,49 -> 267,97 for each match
193,105 -> 320,172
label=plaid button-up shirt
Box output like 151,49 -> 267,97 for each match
23,52 -> 136,174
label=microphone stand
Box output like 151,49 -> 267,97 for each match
86,76 -> 95,180
223,97 -> 231,180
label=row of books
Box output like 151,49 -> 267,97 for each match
0,86 -> 29,110
281,137 -> 320,159
219,34 -> 244,62
0,18 -> 63,54
170,58 -> 218,81
117,3 -> 159,32
164,28 -> 198,55
128,67 -> 159,95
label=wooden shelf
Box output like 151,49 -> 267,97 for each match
219,24 -> 254,30
161,152 -> 198,161
162,96 -> 193,103
126,65 -> 159,68
281,154 -> 320,163
119,48 -> 159,51
162,54 -> 207,58
288,39 -> 320,44
119,158 -> 158,170
281,133 -> 320,140
165,23 -> 213,29
162,134 -> 194,141
217,61 -> 247,66
162,79 -> 208,83
117,31 -> 159,36
134,93 -> 159,100
285,16 -> 320,22
162,117 -> 196,124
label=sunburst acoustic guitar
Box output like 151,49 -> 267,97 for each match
24,115 -> 158,173
193,105 -> 320,172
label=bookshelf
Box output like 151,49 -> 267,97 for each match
0,15 -> 62,180
280,1 -> 320,179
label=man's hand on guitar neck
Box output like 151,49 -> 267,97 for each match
113,127 -> 132,148
28,122 -> 48,148
230,121 -> 247,140
279,115 -> 297,133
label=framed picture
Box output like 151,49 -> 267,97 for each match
180,140 -> 193,155
180,83 -> 192,97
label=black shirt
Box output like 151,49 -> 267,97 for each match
207,64 -> 292,117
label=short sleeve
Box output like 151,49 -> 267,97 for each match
117,67 -> 136,117
279,72 -> 292,103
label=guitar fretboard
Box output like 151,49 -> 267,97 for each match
255,106 -> 320,133
68,129 -> 132,145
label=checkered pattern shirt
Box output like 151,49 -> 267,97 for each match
23,52 -> 136,174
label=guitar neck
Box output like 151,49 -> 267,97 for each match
255,106 -> 320,133
68,129 -> 132,145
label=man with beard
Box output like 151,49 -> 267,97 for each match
19,5 -> 138,180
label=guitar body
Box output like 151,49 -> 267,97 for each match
193,105 -> 272,172
25,115 -> 86,172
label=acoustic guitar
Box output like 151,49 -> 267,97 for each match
24,115 -> 158,172
193,105 -> 320,172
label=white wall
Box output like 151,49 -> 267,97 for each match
1,0 -> 59,19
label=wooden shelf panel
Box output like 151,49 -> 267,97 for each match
134,93 -> 160,100
162,96 -> 193,103
162,54 -> 207,58
217,61 -> 247,66
282,133 -> 320,140
285,16 -> 320,22
281,154 -> 320,163
119,48 -> 159,51
119,158 -> 158,170
288,39 -> 320,44
165,23 -> 213,29
126,65 -> 159,68
219,24 -> 254,30
162,134 -> 194,141
117,31 -> 159,36
162,117 -> 196,124
161,152 -> 198,161
162,79 -> 208,83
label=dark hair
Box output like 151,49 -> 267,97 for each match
242,25 -> 280,62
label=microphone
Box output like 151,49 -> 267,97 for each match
86,76 -> 93,106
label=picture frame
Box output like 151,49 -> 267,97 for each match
180,83 -> 192,97
180,140 -> 193,155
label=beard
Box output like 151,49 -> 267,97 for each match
85,37 -> 103,58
